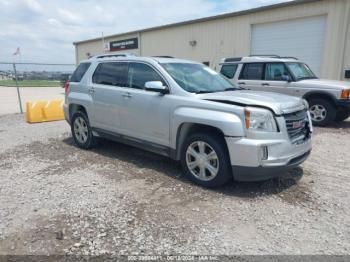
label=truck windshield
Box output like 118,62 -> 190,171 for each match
286,62 -> 318,81
161,63 -> 238,93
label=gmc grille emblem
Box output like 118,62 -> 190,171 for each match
292,121 -> 303,129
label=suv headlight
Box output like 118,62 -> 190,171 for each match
303,99 -> 309,109
244,107 -> 277,132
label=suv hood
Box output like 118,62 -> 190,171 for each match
299,79 -> 349,90
197,91 -> 305,115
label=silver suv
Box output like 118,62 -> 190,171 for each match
219,56 -> 350,126
64,54 -> 312,188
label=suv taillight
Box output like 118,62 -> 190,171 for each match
64,82 -> 70,93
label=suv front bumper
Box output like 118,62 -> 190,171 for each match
225,137 -> 312,182
336,99 -> 350,109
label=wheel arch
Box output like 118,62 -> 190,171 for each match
174,123 -> 228,161
171,107 -> 243,160
69,104 -> 88,122
303,91 -> 337,107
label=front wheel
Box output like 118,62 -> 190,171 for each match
180,132 -> 232,188
308,98 -> 336,126
71,111 -> 96,149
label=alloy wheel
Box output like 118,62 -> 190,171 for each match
73,116 -> 89,144
310,104 -> 327,122
185,141 -> 219,181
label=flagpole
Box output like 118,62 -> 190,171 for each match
12,47 -> 23,114
102,32 -> 105,53
13,63 -> 23,114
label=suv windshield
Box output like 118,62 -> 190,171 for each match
161,63 -> 238,93
286,62 -> 318,81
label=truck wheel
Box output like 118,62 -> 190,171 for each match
309,98 -> 336,126
71,111 -> 96,149
335,110 -> 350,122
180,132 -> 232,188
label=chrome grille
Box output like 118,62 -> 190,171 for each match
284,110 -> 311,144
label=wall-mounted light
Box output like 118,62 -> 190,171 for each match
189,40 -> 197,47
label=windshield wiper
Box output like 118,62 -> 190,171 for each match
195,90 -> 215,94
195,87 -> 246,94
297,76 -> 318,81
224,87 -> 246,91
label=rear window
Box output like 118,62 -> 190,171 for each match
239,63 -> 264,80
92,62 -> 128,86
220,64 -> 238,79
70,63 -> 91,82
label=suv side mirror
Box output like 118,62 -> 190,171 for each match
145,81 -> 168,94
282,75 -> 292,82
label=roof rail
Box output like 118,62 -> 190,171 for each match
152,56 -> 175,58
92,52 -> 137,59
279,56 -> 298,60
249,54 -> 280,58
223,57 -> 242,62
249,55 -> 299,60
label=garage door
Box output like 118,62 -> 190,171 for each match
251,16 -> 327,76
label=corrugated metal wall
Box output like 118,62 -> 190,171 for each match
342,0 -> 350,80
75,0 -> 350,81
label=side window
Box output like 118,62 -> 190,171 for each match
92,62 -> 128,86
220,64 -> 238,79
239,63 -> 264,80
70,63 -> 91,82
265,63 -> 290,81
128,63 -> 165,90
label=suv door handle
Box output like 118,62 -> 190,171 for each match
88,87 -> 95,94
122,92 -> 132,98
238,82 -> 246,85
262,83 -> 270,86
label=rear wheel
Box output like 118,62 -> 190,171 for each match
335,110 -> 350,122
180,132 -> 232,188
71,111 -> 96,149
308,98 -> 336,126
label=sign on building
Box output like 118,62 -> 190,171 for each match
109,38 -> 138,51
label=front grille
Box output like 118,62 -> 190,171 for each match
284,110 -> 311,144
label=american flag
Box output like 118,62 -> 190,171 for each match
13,47 -> 20,56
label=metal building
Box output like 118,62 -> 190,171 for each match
73,0 -> 350,81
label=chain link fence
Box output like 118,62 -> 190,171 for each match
0,62 -> 76,115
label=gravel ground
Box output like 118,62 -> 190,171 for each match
0,114 -> 350,256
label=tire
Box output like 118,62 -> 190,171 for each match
335,110 -> 350,122
180,132 -> 232,188
308,98 -> 336,126
71,111 -> 96,149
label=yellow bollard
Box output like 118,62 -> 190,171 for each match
26,99 -> 64,123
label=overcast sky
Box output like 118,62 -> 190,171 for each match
0,0 -> 291,64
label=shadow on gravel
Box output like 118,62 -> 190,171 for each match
319,119 -> 350,129
216,168 -> 308,202
62,137 -> 309,202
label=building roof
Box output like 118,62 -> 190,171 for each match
73,0 -> 321,45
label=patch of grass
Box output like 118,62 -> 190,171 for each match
0,80 -> 61,87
